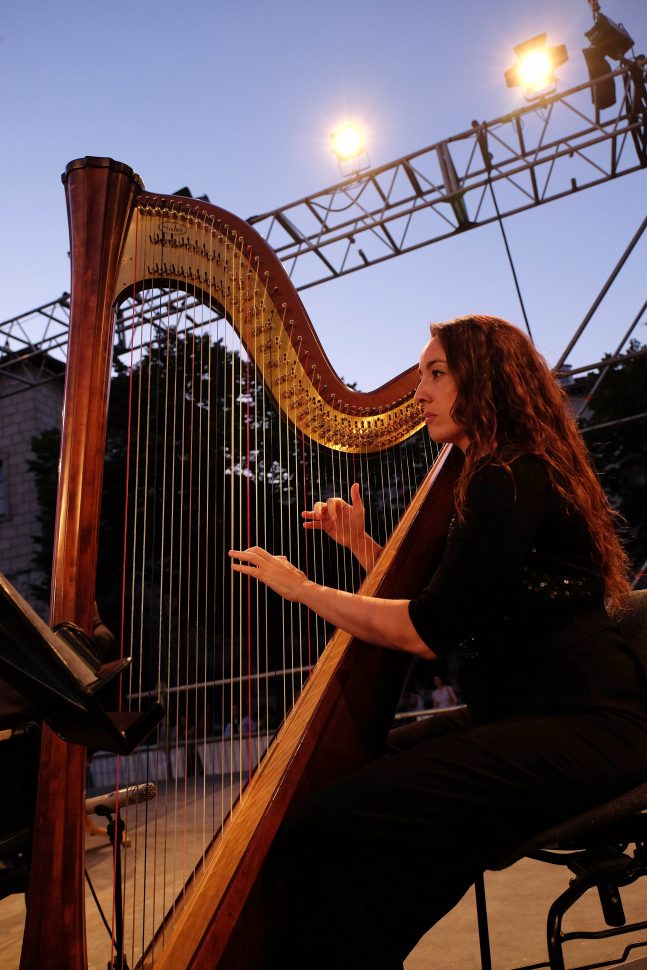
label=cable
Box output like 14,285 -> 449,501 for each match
487,178 -> 535,342
472,121 -> 534,342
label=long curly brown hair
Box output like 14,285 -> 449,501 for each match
432,314 -> 630,608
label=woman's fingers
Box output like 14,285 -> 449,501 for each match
302,506 -> 325,529
327,497 -> 347,516
302,501 -> 328,519
302,501 -> 337,532
228,547 -> 278,578
229,546 -> 270,567
303,488 -> 362,518
230,562 -> 257,576
229,547 -> 306,602
302,501 -> 329,526
302,488 -> 362,540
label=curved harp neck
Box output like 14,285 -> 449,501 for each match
72,159 -> 424,454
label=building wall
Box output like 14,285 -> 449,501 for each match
0,375 -> 63,617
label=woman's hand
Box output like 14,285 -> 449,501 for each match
302,482 -> 366,551
229,547 -> 308,603
302,483 -> 382,571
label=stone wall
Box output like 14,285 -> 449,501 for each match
0,372 -> 63,618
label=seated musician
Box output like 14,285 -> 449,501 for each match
229,314 -> 647,970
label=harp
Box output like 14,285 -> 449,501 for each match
20,157 -> 459,970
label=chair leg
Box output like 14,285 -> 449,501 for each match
546,876 -> 595,970
475,872 -> 493,970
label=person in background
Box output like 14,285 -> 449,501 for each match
224,703 -> 240,737
431,675 -> 458,709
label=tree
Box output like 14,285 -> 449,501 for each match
581,340 -> 647,582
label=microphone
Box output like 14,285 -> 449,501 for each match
85,782 -> 157,816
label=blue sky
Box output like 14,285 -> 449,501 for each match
1,0 -> 645,389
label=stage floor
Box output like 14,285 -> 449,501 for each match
2,783 -> 647,969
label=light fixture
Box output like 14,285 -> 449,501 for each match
330,122 -> 370,176
581,8 -> 635,111
582,46 -> 617,109
331,123 -> 366,162
504,33 -> 569,100
585,13 -> 634,60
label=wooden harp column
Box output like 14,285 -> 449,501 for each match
21,157 -> 459,970
21,160 -> 144,970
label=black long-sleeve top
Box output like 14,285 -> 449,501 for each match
408,454 -> 647,720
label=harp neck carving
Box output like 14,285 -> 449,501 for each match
105,183 -> 425,453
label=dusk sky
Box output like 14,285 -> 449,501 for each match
1,0 -> 645,390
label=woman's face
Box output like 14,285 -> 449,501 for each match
414,337 -> 470,452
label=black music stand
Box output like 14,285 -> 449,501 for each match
0,572 -> 164,754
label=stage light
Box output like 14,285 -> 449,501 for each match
580,6 -> 634,112
582,46 -> 617,109
518,48 -> 553,89
585,13 -> 634,60
331,123 -> 366,162
504,34 -> 568,100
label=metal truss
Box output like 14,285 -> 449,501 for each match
112,289 -> 225,358
248,58 -> 647,289
1,58 -> 645,399
0,291 -> 227,400
0,295 -> 70,399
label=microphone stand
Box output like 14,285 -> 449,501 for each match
96,805 -> 130,970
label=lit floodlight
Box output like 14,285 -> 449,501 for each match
518,48 -> 553,89
331,123 -> 365,162
504,33 -> 568,100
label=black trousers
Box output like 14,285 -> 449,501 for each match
269,706 -> 647,970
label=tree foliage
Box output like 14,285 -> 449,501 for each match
581,340 -> 647,579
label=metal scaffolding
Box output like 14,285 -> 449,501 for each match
0,58 -> 645,399
248,59 -> 647,289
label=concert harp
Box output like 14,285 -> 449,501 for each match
20,157 -> 459,970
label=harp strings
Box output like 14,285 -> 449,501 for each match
97,205 -> 439,967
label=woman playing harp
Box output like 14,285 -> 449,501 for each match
230,314 -> 647,969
